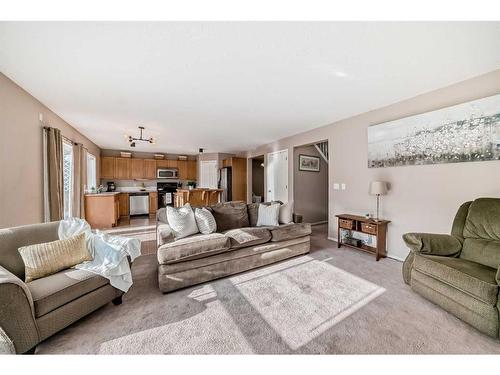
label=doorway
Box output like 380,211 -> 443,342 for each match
250,155 -> 265,203
267,149 -> 288,203
293,141 -> 328,225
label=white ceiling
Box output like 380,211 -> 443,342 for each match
1,22 -> 499,154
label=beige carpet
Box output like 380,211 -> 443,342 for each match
35,225 -> 500,354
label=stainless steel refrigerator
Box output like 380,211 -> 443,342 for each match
219,167 -> 232,202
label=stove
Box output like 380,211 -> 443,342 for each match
157,182 -> 179,209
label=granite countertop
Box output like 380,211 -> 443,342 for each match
84,192 -> 121,197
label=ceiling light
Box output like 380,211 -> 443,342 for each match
126,126 -> 154,147
334,71 -> 348,78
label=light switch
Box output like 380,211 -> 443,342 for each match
333,183 -> 340,190
341,183 -> 346,190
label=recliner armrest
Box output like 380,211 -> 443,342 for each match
402,233 -> 462,257
0,265 -> 39,353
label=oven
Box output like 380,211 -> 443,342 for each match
157,182 -> 179,209
157,168 -> 178,179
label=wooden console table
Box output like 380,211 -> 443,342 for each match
335,214 -> 390,261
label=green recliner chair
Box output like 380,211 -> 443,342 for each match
403,197 -> 500,338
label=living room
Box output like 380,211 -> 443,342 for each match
1,2 -> 500,374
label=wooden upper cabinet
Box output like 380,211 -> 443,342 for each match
187,160 -> 197,181
130,159 -> 144,179
101,157 -> 115,179
114,158 -> 131,179
156,160 -> 169,168
144,159 -> 157,179
177,160 -> 187,179
166,160 -> 178,168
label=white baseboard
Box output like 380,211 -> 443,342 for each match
325,236 -> 403,262
311,220 -> 328,226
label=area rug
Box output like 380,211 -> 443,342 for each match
35,225 -> 500,354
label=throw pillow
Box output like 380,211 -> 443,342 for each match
210,201 -> 250,232
256,203 -> 280,227
279,200 -> 294,224
194,207 -> 217,234
166,203 -> 199,239
18,233 -> 92,283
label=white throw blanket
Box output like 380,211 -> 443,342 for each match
58,218 -> 141,292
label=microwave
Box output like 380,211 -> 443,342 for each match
157,168 -> 178,179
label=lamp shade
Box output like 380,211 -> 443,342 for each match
369,181 -> 388,195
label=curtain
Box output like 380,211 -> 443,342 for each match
72,143 -> 87,218
44,127 -> 64,221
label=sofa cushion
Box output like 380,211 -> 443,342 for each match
194,207 -> 217,234
270,223 -> 312,242
166,204 -> 199,239
223,227 -> 272,249
463,198 -> 500,242
27,268 -> 109,318
18,233 -> 93,282
413,254 -> 498,306
279,200 -> 294,224
247,203 -> 259,227
256,203 -> 280,227
211,201 -> 249,232
460,238 -> 500,270
157,233 -> 230,264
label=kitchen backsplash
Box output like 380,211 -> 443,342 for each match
100,179 -> 191,191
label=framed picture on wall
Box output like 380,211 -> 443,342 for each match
299,154 -> 320,172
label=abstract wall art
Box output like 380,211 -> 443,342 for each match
368,94 -> 500,168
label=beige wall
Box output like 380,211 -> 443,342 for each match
247,69 -> 500,260
293,145 -> 328,224
0,73 -> 101,228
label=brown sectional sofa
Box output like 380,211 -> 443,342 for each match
157,201 -> 312,293
0,221 -> 123,354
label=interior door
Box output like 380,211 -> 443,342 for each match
266,149 -> 288,202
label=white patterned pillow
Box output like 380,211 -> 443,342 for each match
256,203 -> 280,227
194,207 -> 217,234
166,203 -> 199,239
279,200 -> 294,224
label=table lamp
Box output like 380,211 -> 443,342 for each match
369,181 -> 388,221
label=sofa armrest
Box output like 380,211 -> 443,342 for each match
157,223 -> 175,247
0,265 -> 39,353
402,233 -> 462,257
496,267 -> 500,286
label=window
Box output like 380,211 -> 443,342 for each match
62,141 -> 73,219
87,153 -> 97,191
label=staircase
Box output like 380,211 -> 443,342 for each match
314,141 -> 328,163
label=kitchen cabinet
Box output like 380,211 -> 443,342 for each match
130,159 -> 144,179
149,192 -> 158,215
144,159 -> 157,179
84,193 -> 120,229
101,157 -> 115,179
187,160 -> 197,180
156,160 -> 169,169
166,160 -> 178,168
222,157 -> 247,202
114,158 -> 131,179
118,193 -> 129,217
177,160 -> 187,179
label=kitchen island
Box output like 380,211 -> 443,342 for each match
84,192 -> 121,229
84,191 -> 158,229
174,188 -> 223,207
